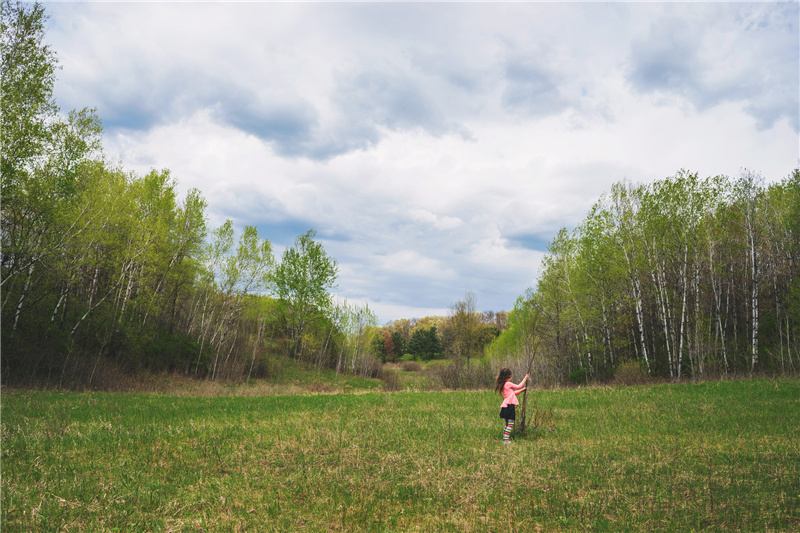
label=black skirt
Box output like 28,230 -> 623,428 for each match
499,404 -> 516,421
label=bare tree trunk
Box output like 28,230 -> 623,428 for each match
786,316 -> 794,371
774,275 -> 784,372
220,328 -> 239,380
632,273 -> 650,373
693,248 -> 702,378
677,243 -> 689,379
749,228 -> 759,373
248,318 -> 266,381
49,283 -> 69,329
118,262 -> 136,325
11,263 -> 35,335
709,242 -> 729,373
651,263 -> 673,378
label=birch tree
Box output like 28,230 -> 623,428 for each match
735,170 -> 764,373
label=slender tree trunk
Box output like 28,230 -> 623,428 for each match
49,283 -> 69,330
774,274 -> 784,372
220,328 -> 239,380
11,263 -> 35,335
709,242 -> 729,373
632,273 -> 650,373
749,229 -> 759,373
786,316 -> 794,371
248,318 -> 266,381
2,274 -> 17,311
651,264 -> 673,378
677,243 -> 689,379
118,263 -> 136,325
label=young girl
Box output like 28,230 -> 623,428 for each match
495,368 -> 529,444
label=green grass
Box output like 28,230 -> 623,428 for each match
2,378 -> 799,531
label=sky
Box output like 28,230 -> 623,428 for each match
44,1 -> 799,324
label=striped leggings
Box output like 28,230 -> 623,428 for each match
503,419 -> 515,442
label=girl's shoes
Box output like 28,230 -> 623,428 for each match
503,440 -> 513,444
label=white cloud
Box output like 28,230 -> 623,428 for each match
377,250 -> 456,279
628,2 -> 799,131
409,209 -> 463,231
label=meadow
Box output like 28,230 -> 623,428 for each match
2,377 -> 799,532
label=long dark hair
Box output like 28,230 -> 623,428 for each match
494,367 -> 512,393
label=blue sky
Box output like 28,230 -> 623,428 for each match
45,1 -> 799,323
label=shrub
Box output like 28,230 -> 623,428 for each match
430,360 -> 494,390
519,404 -> 559,435
400,361 -> 422,372
568,367 -> 587,385
379,368 -> 400,391
351,353 -> 383,378
613,360 -> 649,386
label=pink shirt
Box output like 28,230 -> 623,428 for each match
500,380 -> 526,408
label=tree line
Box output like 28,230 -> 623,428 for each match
1,1 -> 380,387
489,169 -> 800,384
5,2 -> 796,390
372,299 -> 507,364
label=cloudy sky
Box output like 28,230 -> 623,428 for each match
45,1 -> 798,324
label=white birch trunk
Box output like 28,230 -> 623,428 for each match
623,246 -> 650,373
248,318 -> 266,380
750,228 -> 758,372
677,243 -> 689,379
651,264 -> 673,378
11,263 -> 35,334
50,284 -> 69,327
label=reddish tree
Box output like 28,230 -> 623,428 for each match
383,331 -> 396,362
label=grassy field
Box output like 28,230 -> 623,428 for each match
2,378 -> 799,532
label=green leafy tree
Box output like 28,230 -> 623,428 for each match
382,330 -> 396,362
1,0 -> 57,186
407,326 -> 441,360
443,291 -> 481,367
371,331 -> 387,362
390,330 -> 407,359
272,229 -> 338,360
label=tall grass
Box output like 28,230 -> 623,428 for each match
2,378 -> 798,531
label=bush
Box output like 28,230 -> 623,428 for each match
400,361 -> 422,372
430,360 -> 494,390
568,368 -> 587,385
350,353 -> 383,379
613,360 -> 649,386
519,404 -> 559,435
379,368 -> 400,391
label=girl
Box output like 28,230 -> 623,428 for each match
494,368 -> 529,444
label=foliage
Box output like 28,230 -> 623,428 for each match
568,368 -> 588,385
329,300 -> 380,377
390,330 -> 406,359
496,170 -> 800,387
430,357 -> 495,390
0,2 -> 369,386
613,359 -> 650,386
440,291 -> 480,362
399,361 -> 422,372
272,229 -> 338,361
378,367 -> 400,391
406,326 -> 441,360
1,0 -> 58,185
